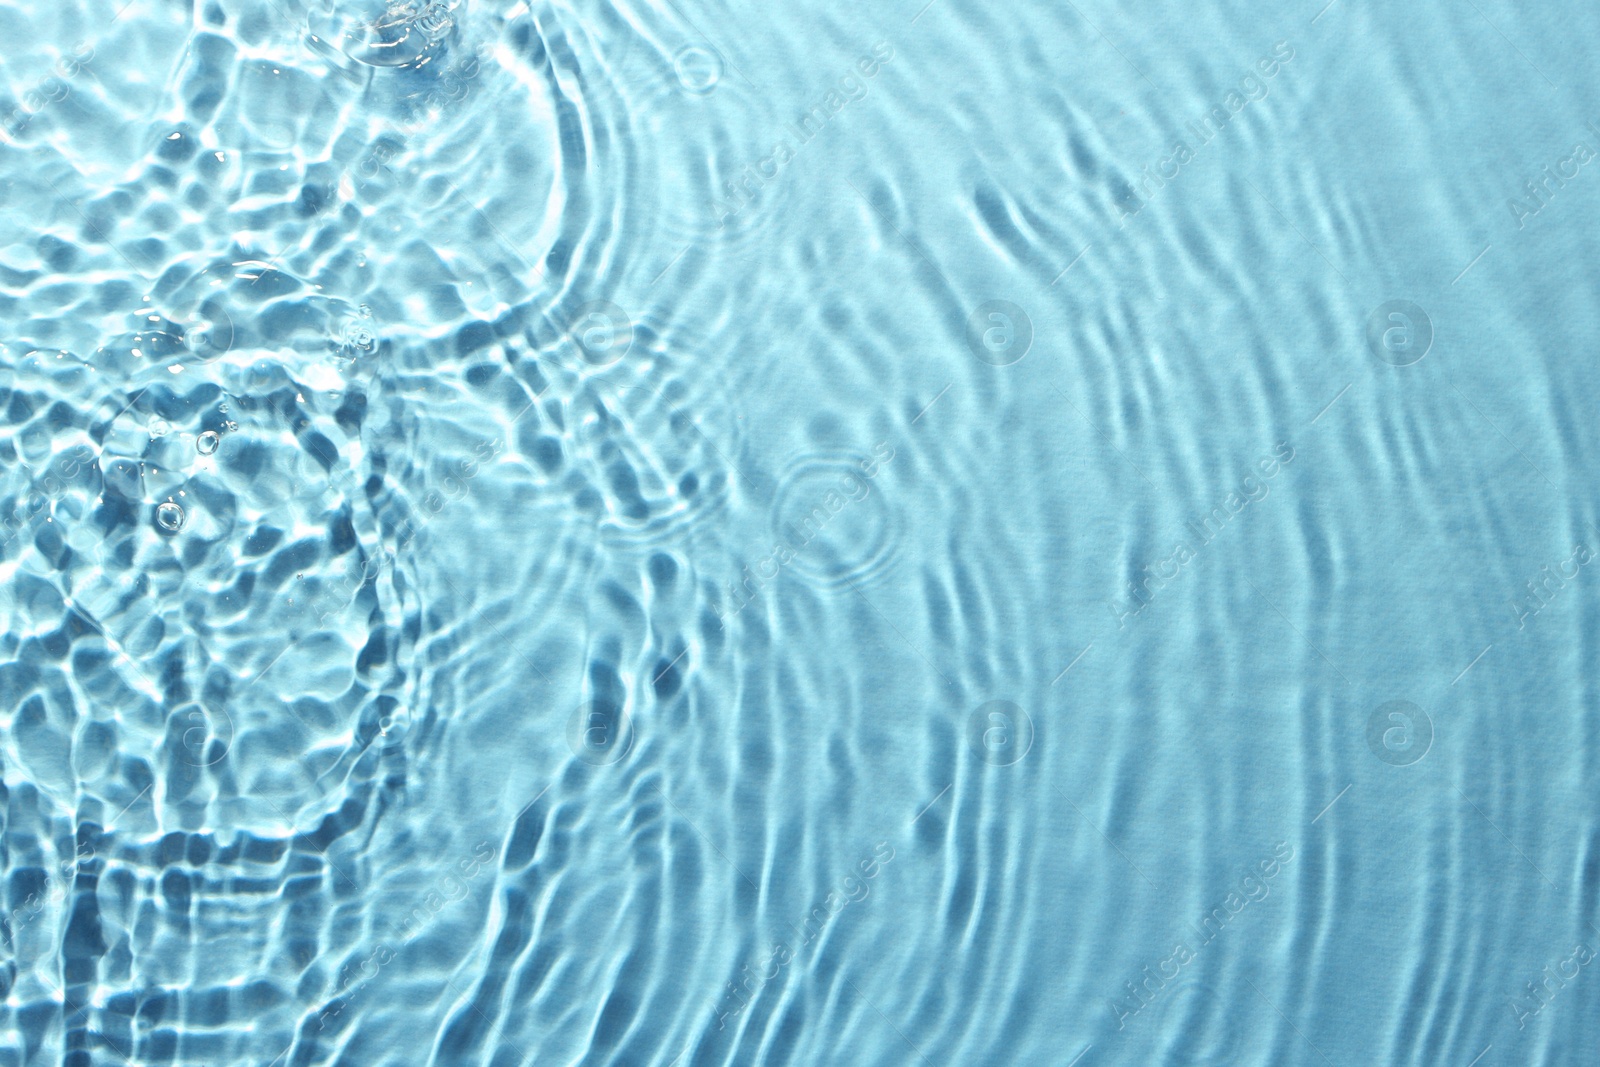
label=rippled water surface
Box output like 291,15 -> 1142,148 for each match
4,1 -> 1600,1064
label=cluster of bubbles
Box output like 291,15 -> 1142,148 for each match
308,0 -> 464,73
145,409 -> 237,533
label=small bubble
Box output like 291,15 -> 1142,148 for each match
197,431 -> 220,455
673,45 -> 723,94
155,501 -> 185,533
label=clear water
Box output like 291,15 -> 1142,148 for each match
2,1 -> 1598,1064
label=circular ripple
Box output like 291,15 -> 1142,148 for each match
673,45 -> 723,95
768,450 -> 899,590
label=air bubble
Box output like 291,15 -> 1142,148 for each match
197,431 -> 220,455
155,501 -> 185,533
